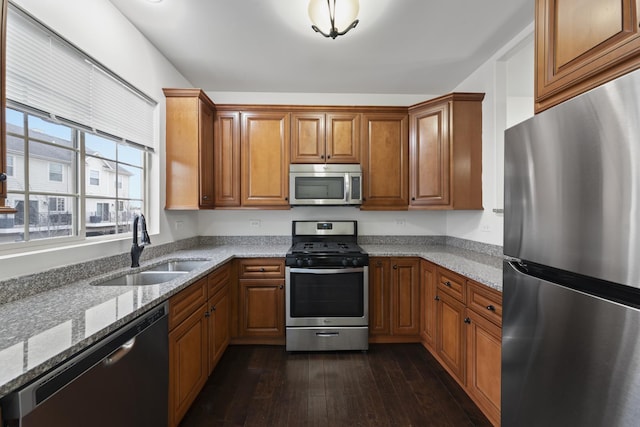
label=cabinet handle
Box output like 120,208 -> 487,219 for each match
279,284 -> 284,289
434,295 -> 440,301
393,265 -> 397,269
486,305 -> 496,311
0,173 -> 6,182
444,281 -> 452,287
464,317 -> 471,324
211,305 -> 216,312
205,311 -> 211,318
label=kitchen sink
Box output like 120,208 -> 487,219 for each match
146,259 -> 209,272
94,271 -> 187,286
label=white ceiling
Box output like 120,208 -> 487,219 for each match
108,0 -> 533,95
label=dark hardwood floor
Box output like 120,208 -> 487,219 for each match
180,344 -> 492,427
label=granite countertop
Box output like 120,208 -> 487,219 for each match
0,242 -> 501,399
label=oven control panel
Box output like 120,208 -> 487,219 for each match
285,255 -> 369,268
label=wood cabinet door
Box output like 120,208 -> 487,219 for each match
214,110 -> 241,207
390,257 -> 420,336
291,112 -> 325,163
435,291 -> 466,384
241,112 -> 290,207
208,284 -> 230,374
168,304 -> 208,427
361,113 -> 409,209
420,260 -> 437,349
326,112 -> 360,163
369,257 -> 391,336
536,0 -> 640,112
239,279 -> 285,337
465,308 -> 501,426
198,99 -> 215,207
409,102 -> 450,207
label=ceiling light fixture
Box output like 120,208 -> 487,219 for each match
308,0 -> 359,39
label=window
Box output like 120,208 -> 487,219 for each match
0,4 -> 156,245
49,163 -> 63,182
89,170 -> 100,186
48,197 -> 65,212
6,155 -> 14,176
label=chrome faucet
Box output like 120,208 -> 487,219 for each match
131,214 -> 151,268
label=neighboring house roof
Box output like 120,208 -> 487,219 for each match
6,123 -> 135,176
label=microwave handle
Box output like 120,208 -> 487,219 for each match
344,173 -> 351,203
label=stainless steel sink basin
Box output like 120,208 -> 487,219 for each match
94,271 -> 187,286
146,260 -> 209,272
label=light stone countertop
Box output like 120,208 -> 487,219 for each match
0,243 -> 502,399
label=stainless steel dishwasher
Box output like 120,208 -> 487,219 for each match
1,302 -> 168,427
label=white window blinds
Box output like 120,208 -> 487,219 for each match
5,4 -> 157,148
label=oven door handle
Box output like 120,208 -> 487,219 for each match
289,267 -> 365,274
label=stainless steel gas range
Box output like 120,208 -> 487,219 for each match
285,220 -> 369,352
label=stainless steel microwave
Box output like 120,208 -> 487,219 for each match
289,164 -> 363,206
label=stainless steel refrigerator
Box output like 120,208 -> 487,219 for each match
503,69 -> 640,426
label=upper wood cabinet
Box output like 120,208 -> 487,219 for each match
164,88 -> 215,209
214,110 -> 241,207
241,111 -> 290,208
361,111 -> 409,210
408,93 -> 484,210
291,111 -> 360,163
536,0 -> 640,112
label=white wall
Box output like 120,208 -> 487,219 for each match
0,0 -> 196,278
445,23 -> 534,246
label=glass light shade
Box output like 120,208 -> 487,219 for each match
308,0 -> 360,34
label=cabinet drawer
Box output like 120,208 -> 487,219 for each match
238,258 -> 285,279
437,267 -> 466,303
169,277 -> 207,331
208,262 -> 231,298
467,280 -> 502,327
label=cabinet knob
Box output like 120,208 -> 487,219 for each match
285,197 -> 289,201
0,173 -> 6,182
464,317 -> 471,324
321,154 -> 325,159
327,155 -> 331,159
486,305 -> 496,312
211,305 -> 216,312
393,265 -> 397,269
376,261 -> 382,267
205,311 -> 211,318
434,295 -> 440,301
260,267 -> 265,272
279,284 -> 284,289
411,197 -> 415,201
444,281 -> 452,287
202,195 -> 209,200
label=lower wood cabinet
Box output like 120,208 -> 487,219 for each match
465,306 -> 501,426
421,265 -> 502,427
234,258 -> 286,344
419,260 -> 437,350
369,257 -> 421,342
168,263 -> 232,427
168,278 -> 209,427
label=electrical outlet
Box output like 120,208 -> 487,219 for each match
395,219 -> 406,227
175,220 -> 184,230
480,224 -> 492,233
249,219 -> 261,228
